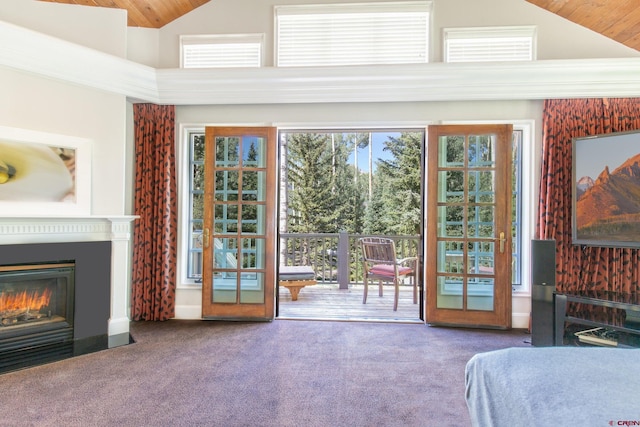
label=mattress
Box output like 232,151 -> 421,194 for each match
465,347 -> 640,427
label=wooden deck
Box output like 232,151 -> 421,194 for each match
278,283 -> 422,322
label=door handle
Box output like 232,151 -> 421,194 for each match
499,232 -> 506,253
203,228 -> 210,248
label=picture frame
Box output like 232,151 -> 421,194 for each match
572,130 -> 640,248
0,125 -> 91,216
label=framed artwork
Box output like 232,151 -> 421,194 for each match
0,126 -> 91,216
572,130 -> 640,247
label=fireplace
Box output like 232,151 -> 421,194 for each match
0,241 -> 112,374
0,263 -> 75,372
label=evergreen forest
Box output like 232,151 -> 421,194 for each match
283,131 -> 423,236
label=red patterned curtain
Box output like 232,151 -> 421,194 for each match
537,98 -> 640,322
131,104 -> 177,321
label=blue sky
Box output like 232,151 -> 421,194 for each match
574,131 -> 640,180
347,132 -> 399,172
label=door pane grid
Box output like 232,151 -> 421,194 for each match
436,133 -> 496,312
203,128 -> 275,319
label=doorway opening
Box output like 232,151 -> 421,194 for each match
276,129 -> 425,322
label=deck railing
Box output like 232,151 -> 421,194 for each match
279,232 -> 420,289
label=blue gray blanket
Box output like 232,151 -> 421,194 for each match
465,347 -> 640,427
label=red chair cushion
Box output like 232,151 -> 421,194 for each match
369,264 -> 413,277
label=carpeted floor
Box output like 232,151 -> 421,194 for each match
0,320 -> 531,427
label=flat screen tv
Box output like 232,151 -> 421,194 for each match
572,129 -> 640,248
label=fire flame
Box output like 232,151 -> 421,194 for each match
0,288 -> 53,313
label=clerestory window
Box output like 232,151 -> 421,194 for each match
275,1 -> 432,67
180,34 -> 264,68
444,26 -> 536,63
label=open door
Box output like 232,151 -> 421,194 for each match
201,127 -> 277,320
426,124 -> 512,329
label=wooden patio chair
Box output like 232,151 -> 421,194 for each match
359,237 -> 418,311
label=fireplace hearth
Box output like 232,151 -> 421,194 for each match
0,241 -> 111,374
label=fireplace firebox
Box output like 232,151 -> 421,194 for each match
0,263 -> 75,372
0,241 -> 112,374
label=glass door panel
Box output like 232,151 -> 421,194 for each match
202,127 -> 276,320
427,125 -> 512,329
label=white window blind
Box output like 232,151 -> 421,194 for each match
444,26 -> 536,63
181,34 -> 263,68
276,1 -> 431,67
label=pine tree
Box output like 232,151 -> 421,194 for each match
286,133 -> 338,234
374,132 -> 423,235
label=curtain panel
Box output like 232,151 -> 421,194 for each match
537,98 -> 640,324
131,104 -> 177,321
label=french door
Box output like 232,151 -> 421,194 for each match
426,125 -> 512,329
201,127 -> 277,320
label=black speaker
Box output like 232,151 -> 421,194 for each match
531,239 -> 556,346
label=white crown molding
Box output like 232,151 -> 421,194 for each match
3,19 -> 640,105
155,59 -> 640,104
0,20 -> 158,103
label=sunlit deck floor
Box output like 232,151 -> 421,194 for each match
278,283 -> 422,322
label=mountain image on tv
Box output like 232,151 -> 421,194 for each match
575,153 -> 640,242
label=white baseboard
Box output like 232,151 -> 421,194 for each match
512,312 -> 530,330
108,316 -> 131,336
175,304 -> 202,320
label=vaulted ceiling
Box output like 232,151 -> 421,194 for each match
38,0 -> 640,53
525,0 -> 640,51
38,0 -> 211,28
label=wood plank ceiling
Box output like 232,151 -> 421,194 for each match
39,0 -> 211,28
526,0 -> 640,51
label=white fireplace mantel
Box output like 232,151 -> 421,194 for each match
0,215 -> 138,347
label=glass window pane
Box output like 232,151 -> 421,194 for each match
191,192 -> 203,221
188,250 -> 203,281
241,205 -> 265,234
468,241 -> 494,275
215,136 -> 240,167
227,205 -> 238,233
440,135 -> 464,167
214,204 -> 239,233
240,272 -> 264,303
214,238 -> 238,269
467,206 -> 494,238
192,134 -> 205,161
242,136 -> 266,167
215,171 -> 239,201
439,205 -> 464,237
213,272 -> 237,303
242,171 -> 266,201
437,240 -> 464,274
468,135 -> 494,167
468,279 -> 494,311
438,170 -> 464,203
437,276 -> 463,309
467,171 -> 494,203
241,238 -> 265,269
192,163 -> 204,191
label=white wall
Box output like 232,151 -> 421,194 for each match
145,0 -> 638,68
0,67 -> 128,216
0,0 -> 127,57
0,2 -> 129,216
